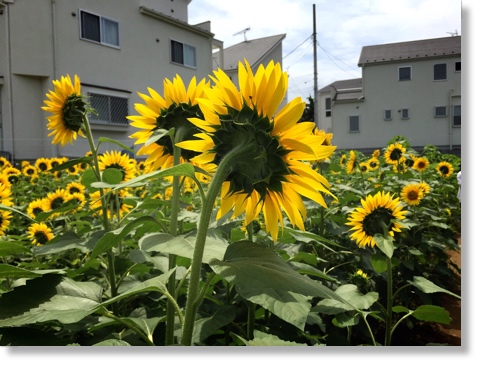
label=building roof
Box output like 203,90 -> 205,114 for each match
358,36 -> 461,66
218,34 -> 286,70
319,78 -> 363,102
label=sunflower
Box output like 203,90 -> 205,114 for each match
412,157 -> 429,172
367,157 -> 380,171
436,161 -> 454,178
98,150 -> 137,182
27,222 -> 54,246
0,182 -> 13,207
42,74 -> 87,146
384,142 -> 407,165
393,162 -> 408,174
346,150 -> 357,174
359,161 -> 370,173
0,209 -> 12,236
418,181 -> 431,194
67,164 -> 80,176
66,181 -> 86,195
22,164 -> 39,179
66,192 -> 86,211
44,188 -> 69,217
27,198 -> 49,219
0,156 -> 12,171
400,183 -> 424,206
128,75 -> 214,175
177,60 -> 336,241
346,191 -> 407,248
313,128 -> 335,162
339,154 -> 347,166
371,149 -> 381,158
1,167 -> 21,185
35,157 -> 52,173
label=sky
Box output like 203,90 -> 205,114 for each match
188,0 -> 463,101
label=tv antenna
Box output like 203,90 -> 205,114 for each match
447,29 -> 458,36
233,27 -> 250,42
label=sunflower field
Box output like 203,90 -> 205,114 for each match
0,62 -> 461,347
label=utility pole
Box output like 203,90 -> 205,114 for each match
313,4 -> 318,127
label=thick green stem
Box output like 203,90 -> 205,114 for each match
165,134 -> 182,346
180,147 -> 243,346
385,256 -> 393,346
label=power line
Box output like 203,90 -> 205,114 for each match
317,42 -> 361,77
283,34 -> 313,59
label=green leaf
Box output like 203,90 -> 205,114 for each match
91,163 -> 196,191
48,156 -> 92,172
145,128 -> 173,147
313,284 -> 379,315
92,339 -> 131,346
33,231 -> 92,255
0,242 -> 29,257
374,234 -> 394,258
80,168 -> 99,192
0,274 -> 102,327
370,253 -> 388,273
0,264 -> 42,279
97,137 -> 134,152
238,288 -> 312,330
90,216 -> 162,259
102,168 -> 123,185
139,231 -> 228,263
192,305 -> 236,344
409,276 -> 461,299
210,241 -> 345,302
244,330 -> 307,346
411,305 -> 452,324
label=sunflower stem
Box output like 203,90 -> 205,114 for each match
180,145 -> 250,346
165,131 -> 182,346
385,255 -> 393,346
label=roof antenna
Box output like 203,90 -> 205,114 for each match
447,30 -> 458,36
233,27 -> 250,42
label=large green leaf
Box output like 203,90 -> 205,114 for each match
0,274 -> 102,327
0,264 -> 42,279
393,304 -> 452,324
191,305 -> 236,344
409,276 -> 461,299
139,231 -> 228,263
92,339 -> 131,346
238,288 -> 312,330
313,284 -> 379,315
210,241 -> 345,302
0,242 -> 29,257
33,230 -> 97,255
239,330 -> 307,346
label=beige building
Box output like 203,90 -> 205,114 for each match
317,36 -> 461,155
0,0 -> 223,161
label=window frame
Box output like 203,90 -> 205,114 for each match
452,105 -> 461,127
398,66 -> 412,81
434,106 -> 448,118
170,39 -> 197,68
325,97 -> 332,117
433,63 -> 447,81
349,115 -> 360,133
384,109 -> 392,121
87,91 -> 129,126
79,9 -> 120,48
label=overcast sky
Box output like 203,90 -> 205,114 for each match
188,0 -> 463,101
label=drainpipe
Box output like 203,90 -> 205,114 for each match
448,88 -> 453,151
1,0 -> 15,160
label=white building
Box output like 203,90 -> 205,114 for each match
317,36 -> 461,156
0,0 -> 223,161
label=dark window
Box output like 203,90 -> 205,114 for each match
80,10 -> 119,47
452,105 -> 461,127
88,93 -> 128,125
325,97 -> 331,117
171,40 -> 196,67
434,106 -> 447,117
434,63 -> 447,80
455,62 -> 461,72
349,115 -> 360,132
399,67 -> 411,81
384,109 -> 392,121
400,108 -> 409,119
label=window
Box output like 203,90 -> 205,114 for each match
171,40 -> 196,68
349,115 -> 360,132
400,108 -> 409,120
455,62 -> 461,72
398,66 -> 411,81
80,10 -> 119,47
88,93 -> 129,125
434,106 -> 447,117
384,109 -> 392,121
434,63 -> 447,81
452,105 -> 461,127
325,97 -> 331,117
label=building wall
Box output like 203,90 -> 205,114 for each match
0,0 -> 216,160
327,55 -> 461,152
